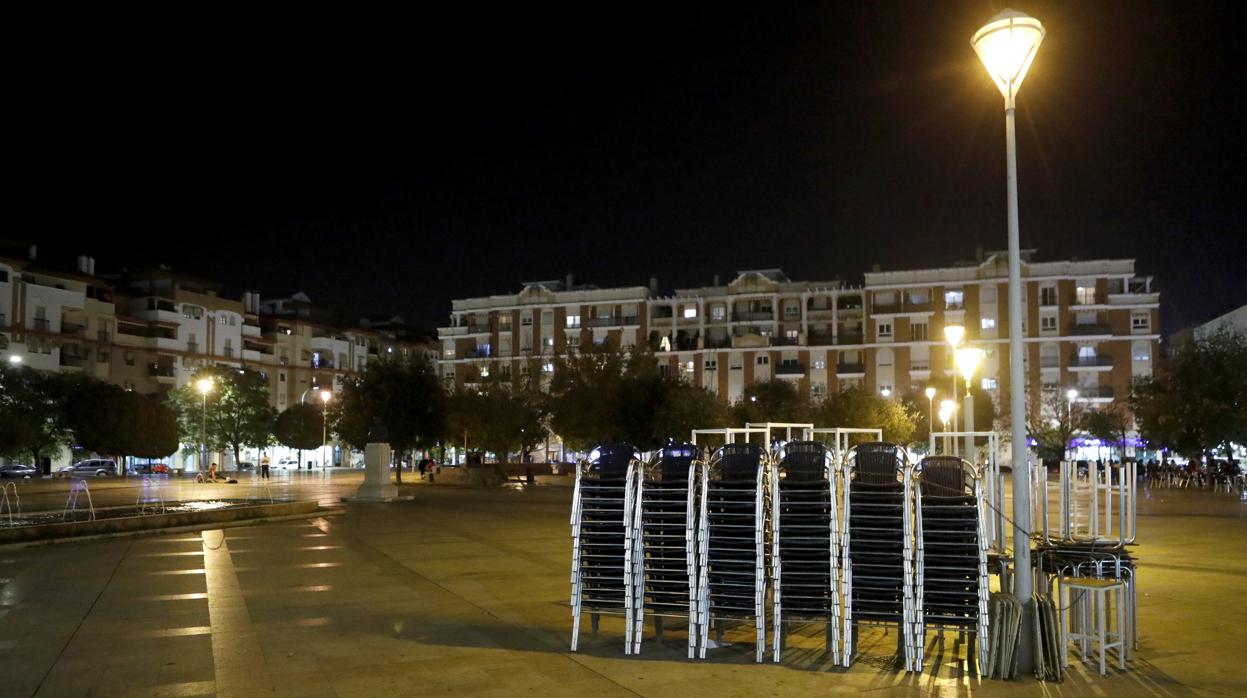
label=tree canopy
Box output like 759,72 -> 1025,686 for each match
815,386 -> 918,445
447,372 -> 547,463
170,367 -> 275,469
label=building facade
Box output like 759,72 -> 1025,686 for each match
437,252 -> 1161,413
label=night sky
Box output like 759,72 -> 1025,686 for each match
13,1 -> 1245,335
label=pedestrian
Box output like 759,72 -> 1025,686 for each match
418,457 -> 428,479
260,454 -> 270,479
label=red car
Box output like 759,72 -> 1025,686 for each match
133,463 -> 170,475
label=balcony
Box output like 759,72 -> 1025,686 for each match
586,315 -> 637,328
96,330 -> 112,344
807,332 -> 835,346
872,301 -> 932,315
31,318 -> 50,332
837,299 -> 864,311
464,348 -> 491,359
148,363 -> 177,378
59,353 -> 85,368
732,310 -> 774,322
775,362 -> 805,376
1040,356 -> 1061,369
772,336 -> 800,347
187,342 -> 200,354
835,332 -> 865,346
1068,323 -> 1112,337
468,323 -> 491,334
1069,355 -> 1114,369
837,362 -> 865,375
1074,385 -> 1115,399
60,322 -> 85,337
705,336 -> 732,349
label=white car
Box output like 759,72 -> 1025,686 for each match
275,458 -> 300,470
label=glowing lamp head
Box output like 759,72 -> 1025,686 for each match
924,386 -> 937,401
955,347 -> 985,383
944,324 -> 966,349
7,355 -> 21,365
1066,388 -> 1079,401
880,388 -> 892,398
319,390 -> 332,404
938,400 -> 957,427
196,377 -> 214,395
972,9 -> 1045,103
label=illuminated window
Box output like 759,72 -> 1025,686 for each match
543,362 -> 554,373
683,306 -> 697,319
813,359 -> 826,370
981,317 -> 997,330
566,314 -> 580,328
711,306 -> 726,321
1076,286 -> 1096,305
944,290 -> 964,309
982,377 -> 998,390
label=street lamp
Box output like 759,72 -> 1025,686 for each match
938,399 -> 956,455
925,386 -> 937,453
944,324 -> 965,452
973,7 -> 1045,672
319,390 -> 332,470
1066,388 -> 1079,460
955,347 -> 985,461
196,377 -> 214,472
880,387 -> 892,398
6,354 -> 21,365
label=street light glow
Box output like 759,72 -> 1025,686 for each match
320,390 -> 332,403
938,400 -> 956,428
7,355 -> 21,365
955,347 -> 985,389
196,377 -> 214,395
1067,388 -> 1079,401
880,388 -> 891,398
924,386 -> 936,400
943,324 -> 965,350
972,9 -> 1046,102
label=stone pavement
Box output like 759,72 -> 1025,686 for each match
0,482 -> 1244,696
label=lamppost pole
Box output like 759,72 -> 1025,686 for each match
319,390 -> 331,471
973,8 -> 1045,673
196,377 -> 213,472
925,387 -> 936,453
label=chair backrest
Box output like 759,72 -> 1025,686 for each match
917,456 -> 975,496
586,442 -> 637,479
779,440 -> 830,482
849,441 -> 904,485
653,442 -> 698,480
712,443 -> 765,480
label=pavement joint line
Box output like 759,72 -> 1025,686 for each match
32,537 -> 135,696
312,517 -> 647,698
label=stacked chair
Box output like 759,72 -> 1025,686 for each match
697,443 -> 770,662
633,442 -> 701,657
840,442 -> 916,669
570,443 -> 642,653
911,456 -> 991,673
770,441 -> 842,663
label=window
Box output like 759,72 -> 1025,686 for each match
0,270 -> 7,282
1132,344 -> 1151,361
982,377 -> 998,390
784,304 -> 799,319
877,321 -> 892,338
567,335 -> 580,347
944,290 -> 964,309
566,314 -> 581,328
1041,315 -> 1057,332
756,355 -> 769,365
124,351 -> 135,366
543,337 -> 554,348
98,351 -> 109,363
683,306 -> 698,319
521,315 -> 533,326
704,359 -> 718,370
312,351 -> 321,367
499,316 -> 512,331
785,329 -> 799,340
1132,313 -> 1150,331
981,317 -> 997,330
711,306 -> 726,321
182,304 -> 203,320
1076,285 -> 1096,305
910,322 -> 928,341
684,361 -> 695,374
813,359 -> 826,370
1040,286 -> 1057,306
479,366 -> 490,378
543,362 -> 554,373
980,286 -> 997,303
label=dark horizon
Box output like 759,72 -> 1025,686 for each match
11,1 -> 1245,335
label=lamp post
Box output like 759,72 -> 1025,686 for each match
196,377 -> 214,472
319,390 -> 332,470
1066,388 -> 1079,460
944,324 -> 965,453
973,7 -> 1045,672
925,386 -> 937,453
6,354 -> 21,365
955,347 -> 984,462
938,400 -> 956,455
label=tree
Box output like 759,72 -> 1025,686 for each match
65,382 -> 180,472
548,345 -> 630,451
330,354 -> 445,484
274,404 -> 323,469
170,368 -> 275,471
1024,388 -> 1086,465
815,386 -> 917,445
0,366 -> 80,472
652,380 -> 729,446
447,374 -> 548,463
1080,399 -> 1132,461
1132,328 -> 1247,460
731,379 -> 813,427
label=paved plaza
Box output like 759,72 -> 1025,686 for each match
0,474 -> 1245,697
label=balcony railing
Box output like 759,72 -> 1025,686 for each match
1069,323 -> 1112,336
1075,385 -> 1115,399
148,364 -> 176,378
187,342 -> 200,354
732,310 -> 774,322
586,315 -> 637,327
31,318 -> 49,332
807,332 -> 835,346
1040,357 -> 1061,368
872,301 -> 932,314
837,362 -> 865,374
464,349 -> 491,359
60,322 -> 85,336
772,336 -> 800,347
835,332 -> 864,345
96,330 -> 111,344
775,363 -> 805,376
705,336 -> 732,349
59,354 -> 85,367
468,324 -> 491,333
1070,355 -> 1114,368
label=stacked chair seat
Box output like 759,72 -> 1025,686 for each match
633,442 -> 701,657
570,443 -> 641,652
698,443 -> 770,662
770,440 -> 841,663
840,441 -> 916,669
912,456 -> 991,672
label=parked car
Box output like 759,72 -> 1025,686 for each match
275,458 -> 300,470
57,459 -> 118,478
236,462 -> 255,471
0,463 -> 38,479
132,462 -> 170,475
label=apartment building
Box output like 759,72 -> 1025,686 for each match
0,251 -> 435,411
437,252 -> 1161,413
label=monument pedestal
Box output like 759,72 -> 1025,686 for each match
353,442 -> 398,502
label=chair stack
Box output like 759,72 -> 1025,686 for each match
633,442 -> 701,657
570,443 -> 641,653
770,440 -> 841,663
840,442 -> 915,669
911,456 -> 990,672
697,443 -> 770,662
